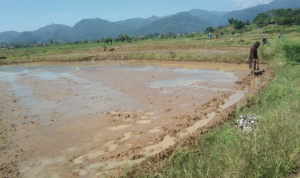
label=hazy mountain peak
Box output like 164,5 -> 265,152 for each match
222,0 -> 300,22
1,0 -> 299,44
135,12 -> 212,35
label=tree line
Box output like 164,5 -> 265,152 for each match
254,8 -> 300,26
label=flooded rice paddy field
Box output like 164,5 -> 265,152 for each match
0,60 -> 264,177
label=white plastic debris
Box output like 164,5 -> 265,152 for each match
235,114 -> 258,132
279,62 -> 285,67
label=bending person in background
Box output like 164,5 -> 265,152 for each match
249,41 -> 260,76
262,37 -> 267,45
278,32 -> 284,38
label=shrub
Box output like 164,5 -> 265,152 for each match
169,51 -> 177,59
0,56 -> 7,59
283,43 -> 300,63
186,34 -> 195,38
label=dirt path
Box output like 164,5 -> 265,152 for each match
0,60 -> 272,178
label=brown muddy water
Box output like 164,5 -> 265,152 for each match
0,60 -> 261,177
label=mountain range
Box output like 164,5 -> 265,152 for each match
0,0 -> 299,45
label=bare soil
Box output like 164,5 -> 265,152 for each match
0,59 -> 273,178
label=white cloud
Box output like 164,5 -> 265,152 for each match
227,0 -> 273,9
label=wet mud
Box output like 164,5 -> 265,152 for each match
0,60 -> 272,177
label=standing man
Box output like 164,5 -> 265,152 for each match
209,32 -> 212,40
216,32 -> 219,39
249,41 -> 260,76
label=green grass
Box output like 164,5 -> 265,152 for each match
122,36 -> 300,177
123,51 -> 248,63
2,25 -> 298,65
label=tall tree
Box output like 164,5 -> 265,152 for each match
256,18 -> 267,27
233,20 -> 246,30
246,19 -> 250,25
253,13 -> 270,23
119,35 -> 125,43
228,18 -> 235,25
108,38 -> 113,45
295,14 -> 300,25
124,34 -> 129,41
205,26 -> 214,33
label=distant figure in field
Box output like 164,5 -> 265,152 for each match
104,46 -> 107,52
262,37 -> 268,45
208,32 -> 212,40
249,41 -> 260,76
109,47 -> 114,52
216,32 -> 219,39
278,32 -> 284,38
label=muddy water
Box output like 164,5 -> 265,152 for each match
0,60 -> 252,177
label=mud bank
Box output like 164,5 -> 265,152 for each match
0,60 -> 270,177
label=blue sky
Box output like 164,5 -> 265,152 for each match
0,0 -> 272,32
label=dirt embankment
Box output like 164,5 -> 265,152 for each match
119,66 -> 274,178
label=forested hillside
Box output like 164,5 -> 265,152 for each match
1,0 -> 300,45
134,12 -> 212,36
221,0 -> 300,22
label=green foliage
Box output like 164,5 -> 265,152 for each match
253,12 -> 271,24
104,38 -> 110,44
0,56 -> 7,59
246,19 -> 251,25
104,38 -> 113,45
295,14 -> 300,25
227,18 -> 249,31
217,25 -> 224,30
14,43 -> 25,48
254,8 -> 300,26
169,51 -> 177,59
124,34 -> 129,41
283,43 -> 300,63
256,18 -> 267,27
233,20 -> 246,30
228,18 -> 234,25
246,94 -> 256,106
185,34 -> 195,38
206,26 -> 214,33
119,35 -> 125,43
